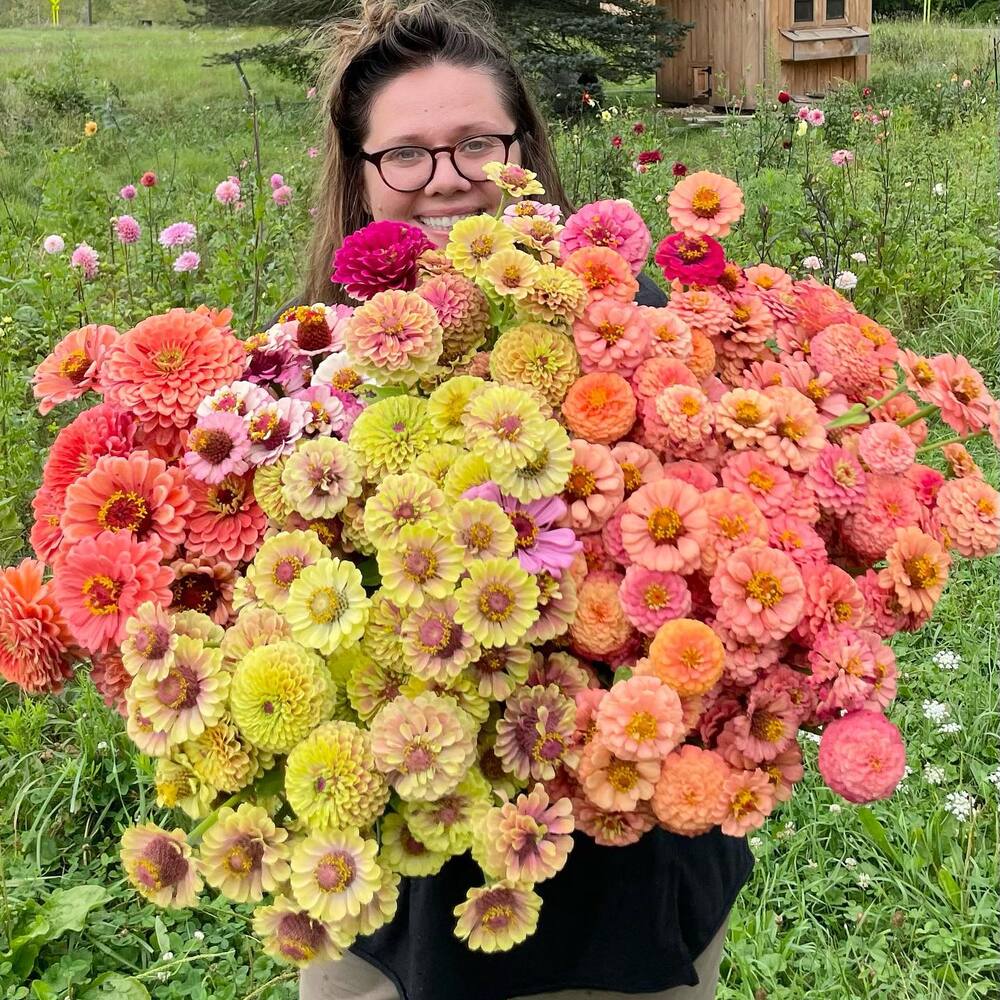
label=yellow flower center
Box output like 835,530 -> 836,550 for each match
647,505 -> 682,542
583,263 -> 613,289
976,497 -> 995,516
951,375 -> 980,404
644,583 -> 668,610
625,711 -> 658,742
467,522 -> 494,551
719,514 -> 747,540
679,394 -> 701,417
470,235 -> 494,260
402,546 -> 437,583
606,758 -> 639,792
680,647 -> 703,669
745,570 -> 784,608
732,305 -> 751,323
597,322 -> 625,344
565,464 -> 597,498
97,490 -> 150,534
747,470 -> 774,492
479,583 -> 515,622
272,555 -> 303,589
621,463 -> 642,493
501,265 -> 523,287
832,461 -> 857,487
690,185 -> 722,218
587,387 -> 609,407
779,529 -> 802,549
904,555 -> 938,589
315,852 -> 355,893
307,586 -> 347,624
833,600 -> 854,622
778,418 -> 804,442
58,349 -> 91,383
82,574 -> 120,616
677,235 -> 709,262
733,401 -> 762,426
911,360 -> 935,386
481,904 -> 514,930
153,346 -> 185,373
332,369 -> 362,391
806,379 -> 828,402
750,711 -> 785,743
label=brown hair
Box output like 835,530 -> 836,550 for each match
300,0 -> 574,307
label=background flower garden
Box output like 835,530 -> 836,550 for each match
0,16 -> 998,1000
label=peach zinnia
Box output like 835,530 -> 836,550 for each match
595,674 -> 684,761
640,618 -> 724,697
710,545 -> 805,643
719,767 -> 775,835
715,388 -> 775,448
880,526 -> 950,616
559,440 -> 625,533
33,323 -> 117,415
638,306 -> 692,362
651,745 -> 730,836
569,570 -> 634,660
561,245 -> 638,304
934,476 -> 1000,558
573,298 -> 650,378
620,477 -> 708,574
562,372 -> 637,444
699,487 -> 769,575
667,171 -> 744,237
577,740 -> 660,812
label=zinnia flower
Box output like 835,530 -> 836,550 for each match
495,683 -> 578,781
926,354 -> 995,436
618,565 -> 691,635
710,545 -> 805,643
417,271 -> 491,363
445,215 -> 517,279
185,474 -> 267,565
446,497 -> 518,562
817,709 -> 906,803
0,559 -> 76,694
493,418 -> 575,504
595,674 -> 684,761
463,384 -> 546,467
858,421 -> 916,475
454,556 -> 540,648
370,692 -> 478,801
719,768 -> 775,835
578,741 -> 660,812
404,769 -> 493,855
667,171 -> 744,237
560,199 -> 651,277
378,811 -> 450,877
562,372 -> 637,445
651,745 -> 731,836
246,529 -> 330,610
199,803 -> 291,903
285,720 -> 390,831
934,476 -> 1000,558
54,532 -> 172,654
101,308 -> 246,447
453,880 -> 542,953
880,526 -> 950,616
480,784 -> 574,884
573,299 -> 650,378
280,437 -> 362,519
377,523 -> 464,609
32,323 -> 117,415
349,395 -> 436,481
184,411 -> 252,484
654,231 -> 726,284
121,823 -> 201,908
285,557 -> 370,655
399,596 -> 478,682
561,246 -> 638,303
620,477 -> 708,574
229,640 -> 336,753
289,829 -> 381,923
253,896 -> 343,966
43,234 -> 65,253
489,323 -> 580,409
807,444 -> 866,516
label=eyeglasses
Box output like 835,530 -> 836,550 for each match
359,132 -> 522,193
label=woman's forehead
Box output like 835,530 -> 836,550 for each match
366,63 -> 514,146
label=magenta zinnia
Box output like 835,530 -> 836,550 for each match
330,219 -> 433,301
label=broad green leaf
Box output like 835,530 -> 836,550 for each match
80,974 -> 151,1000
856,806 -> 902,868
41,885 -> 110,938
153,916 -> 170,957
31,983 -> 56,1000
937,866 -> 963,912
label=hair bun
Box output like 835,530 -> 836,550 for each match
359,0 -> 406,34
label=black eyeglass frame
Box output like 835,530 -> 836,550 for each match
358,131 -> 523,193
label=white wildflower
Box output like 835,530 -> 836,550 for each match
932,650 -> 961,670
829,802 -> 843,813
943,791 -> 976,822
834,270 -> 858,291
850,251 -> 867,263
856,872 -> 872,889
987,767 -> 1000,789
923,764 -> 945,785
802,255 -> 823,270
843,856 -> 858,869
937,722 -> 962,735
922,699 -> 950,723
932,182 -> 946,196
750,836 -> 763,849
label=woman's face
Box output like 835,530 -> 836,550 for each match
361,61 -> 521,247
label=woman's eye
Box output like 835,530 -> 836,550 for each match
385,148 -> 423,164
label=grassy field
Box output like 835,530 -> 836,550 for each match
1,16 -> 999,1000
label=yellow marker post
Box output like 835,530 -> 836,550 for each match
50,0 -> 61,26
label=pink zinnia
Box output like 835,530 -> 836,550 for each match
215,177 -> 241,205
573,298 -> 650,378
817,709 -> 906,803
620,476 -> 708,574
574,800 -> 656,846
269,173 -> 284,190
710,544 -> 805,643
631,356 -> 699,405
700,487 -> 769,575
721,686 -> 799,764
767,514 -> 827,569
120,184 -> 137,200
331,220 -> 433,301
61,450 -> 192,560
843,474 -> 921,562
185,474 -> 267,566
53,531 -> 173,654
595,675 -> 685,761
638,306 -> 693,362
654,232 -> 726,285
858,421 -> 916,475
184,410 -> 252,483
667,284 -> 731,339
795,563 -> 866,642
560,441 -> 625,533
115,215 -> 141,245
173,251 -> 201,273
759,386 -> 826,472
158,221 -> 197,248
495,684 -> 578,782
810,323 -> 886,402
856,569 -> 911,638
560,198 -> 651,277
32,323 -> 118,416
651,745 -> 730,836
618,566 -> 691,635
925,354 -> 995,436
720,451 -> 794,518
935,476 -> 1000,558
880,525 -> 950,616
667,171 -> 745,238
246,396 -> 310,465
70,243 -> 100,280
807,444 -> 866,516
806,625 -> 880,721
272,185 -> 293,207
719,767 -> 775,836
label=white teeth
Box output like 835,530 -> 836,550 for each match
417,213 -> 478,229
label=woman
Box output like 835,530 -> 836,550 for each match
293,2 -> 754,997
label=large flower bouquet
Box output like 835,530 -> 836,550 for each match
4,163 -> 999,966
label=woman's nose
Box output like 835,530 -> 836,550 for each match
423,151 -> 473,196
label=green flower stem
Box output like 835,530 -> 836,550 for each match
865,382 -> 909,413
825,403 -> 870,431
187,791 -> 246,845
897,402 -> 938,427
915,428 -> 988,456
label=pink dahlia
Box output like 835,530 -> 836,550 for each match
54,532 -> 173,654
710,544 -> 805,643
618,565 -> 691,635
560,199 -> 651,277
651,745 -> 730,836
61,450 -> 193,560
807,444 -> 866,516
114,215 -> 141,245
858,421 -> 916,475
330,220 -> 433,301
101,309 -> 246,446
817,709 -> 906,803
185,474 -> 267,565
0,559 -> 76,694
935,476 -> 1000,558
184,410 -> 251,484
620,477 -> 709,574
70,242 -> 100,280
595,674 -> 684,761
572,299 -> 650,378
654,231 -> 726,285
343,289 -> 443,387
158,221 -> 197,248
33,324 -> 118,415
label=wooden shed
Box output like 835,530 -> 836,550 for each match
654,0 -> 871,111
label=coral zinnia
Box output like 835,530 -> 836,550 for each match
620,477 -> 708,574
54,532 -> 173,654
640,618 -> 724,697
0,559 -> 76,694
817,709 -> 906,803
285,720 -> 390,831
199,803 -> 290,904
330,219 -> 433,300
62,450 -> 193,559
667,171 -> 744,237
562,245 -> 639,304
618,565 -> 691,635
121,822 -> 202,908
651,745 -> 731,836
596,674 -> 684,761
934,476 -> 1000,558
33,323 -> 117,415
562,372 -> 637,445
185,474 -> 267,566
578,741 -> 660,812
880,526 -> 950,616
573,299 -> 650,378
101,308 -> 246,445
719,768 -> 775,835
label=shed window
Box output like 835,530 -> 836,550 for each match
794,0 -> 814,22
826,0 -> 846,17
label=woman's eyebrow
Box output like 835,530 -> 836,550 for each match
379,123 -> 504,146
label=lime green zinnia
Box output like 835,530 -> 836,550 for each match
454,557 -> 540,648
284,557 -> 370,656
348,395 -> 437,481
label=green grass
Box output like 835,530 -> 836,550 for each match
0,16 -> 998,1000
